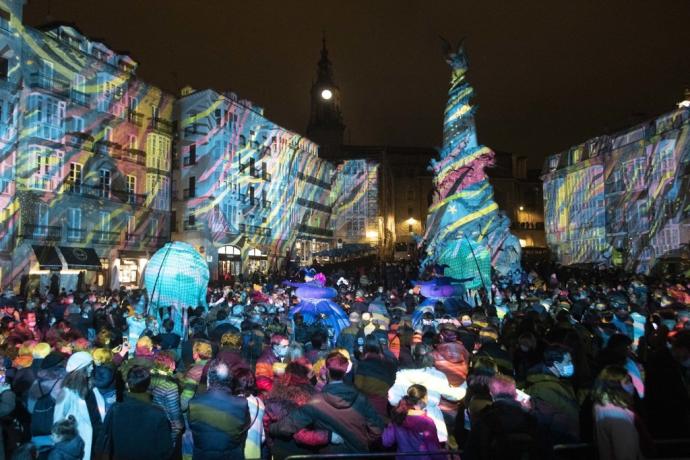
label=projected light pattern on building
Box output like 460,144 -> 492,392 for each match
330,159 -> 380,244
543,108 -> 690,273
176,89 -> 335,277
422,42 -> 521,288
0,10 -> 174,290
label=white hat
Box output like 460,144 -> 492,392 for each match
66,351 -> 93,373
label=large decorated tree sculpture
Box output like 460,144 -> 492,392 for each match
422,39 -> 522,289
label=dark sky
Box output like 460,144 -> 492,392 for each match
24,0 -> 690,168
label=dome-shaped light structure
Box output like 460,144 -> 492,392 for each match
320,88 -> 333,100
144,241 -> 209,311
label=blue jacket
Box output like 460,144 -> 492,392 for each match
189,388 -> 250,460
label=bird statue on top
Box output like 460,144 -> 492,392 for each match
421,37 -> 522,288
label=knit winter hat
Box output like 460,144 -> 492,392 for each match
66,351 -> 93,373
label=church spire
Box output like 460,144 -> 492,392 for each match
307,32 -> 344,158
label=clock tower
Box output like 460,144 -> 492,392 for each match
306,35 -> 345,158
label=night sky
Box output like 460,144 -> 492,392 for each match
24,0 -> 690,168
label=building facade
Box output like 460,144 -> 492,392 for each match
173,87 -> 334,279
542,105 -> 690,273
0,1 -> 173,291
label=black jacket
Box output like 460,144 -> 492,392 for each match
96,393 -> 173,460
270,382 -> 384,453
48,436 -> 85,460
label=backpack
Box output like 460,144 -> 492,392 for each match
30,379 -> 59,436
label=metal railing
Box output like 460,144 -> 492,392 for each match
28,72 -> 69,95
70,89 -> 90,106
127,110 -> 144,127
183,123 -> 208,136
285,451 -> 460,460
151,117 -> 174,135
94,230 -> 120,244
20,224 -> 62,241
65,227 -> 86,243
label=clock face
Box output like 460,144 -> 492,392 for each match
320,89 -> 333,100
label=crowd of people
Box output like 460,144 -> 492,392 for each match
0,261 -> 688,459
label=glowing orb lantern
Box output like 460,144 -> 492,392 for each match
143,241 -> 209,310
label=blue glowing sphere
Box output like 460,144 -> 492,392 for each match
143,241 -> 209,310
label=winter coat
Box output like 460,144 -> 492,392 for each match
382,412 -> 443,460
53,387 -> 105,460
594,403 -> 643,460
96,393 -> 173,460
270,382 -> 384,453
354,355 -> 397,420
388,367 -> 466,443
432,342 -> 470,387
464,398 -> 547,460
263,383 -> 326,460
47,436 -> 85,460
150,372 -> 183,443
524,367 -> 580,444
188,388 -> 249,460
244,395 -> 265,460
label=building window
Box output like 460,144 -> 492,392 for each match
127,215 -> 136,239
68,162 -> 82,193
128,134 -> 138,150
103,126 -> 112,142
126,175 -> 136,203
34,203 -> 49,237
99,211 -> 109,233
214,108 -> 222,126
0,57 -> 8,79
99,169 -> 111,198
67,208 -> 82,240
71,116 -> 84,133
184,144 -> 196,166
187,214 -> 195,226
29,146 -> 61,190
187,176 -> 195,198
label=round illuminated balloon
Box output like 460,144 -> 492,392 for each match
144,241 -> 209,311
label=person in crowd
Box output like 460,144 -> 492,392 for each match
157,319 -> 181,351
180,339 -> 213,412
96,366 -> 173,460
593,365 -> 648,460
354,336 -> 398,420
150,351 -> 184,447
389,343 -> 465,445
464,374 -> 546,460
255,335 -> 289,392
524,345 -> 580,445
382,384 -> 442,459
270,352 -> 384,453
47,415 -> 84,460
52,352 -> 104,460
232,368 -> 265,459
188,359 -> 250,460
216,332 -> 250,375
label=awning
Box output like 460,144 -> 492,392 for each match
32,245 -> 62,270
59,246 -> 102,270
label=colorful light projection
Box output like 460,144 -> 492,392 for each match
544,108 -> 689,273
0,22 -> 174,288
330,159 -> 379,242
177,90 -> 335,271
422,40 -> 521,288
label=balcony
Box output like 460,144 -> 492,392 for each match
28,73 -> 70,96
238,223 -> 271,237
21,224 -> 62,241
112,148 -> 146,165
151,117 -> 173,135
65,227 -> 86,243
94,140 -> 120,155
94,231 -> 121,244
124,232 -> 140,244
298,224 -> 333,238
70,89 -> 90,107
63,182 -> 147,207
64,132 -> 94,151
127,110 -> 144,127
183,123 -> 208,136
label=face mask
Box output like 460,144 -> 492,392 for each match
557,362 -> 574,378
621,381 -> 635,395
461,320 -> 472,327
274,345 -> 288,358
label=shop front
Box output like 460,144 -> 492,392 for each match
218,245 -> 241,281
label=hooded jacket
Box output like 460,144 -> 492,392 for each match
525,366 -> 580,444
270,382 -> 384,453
